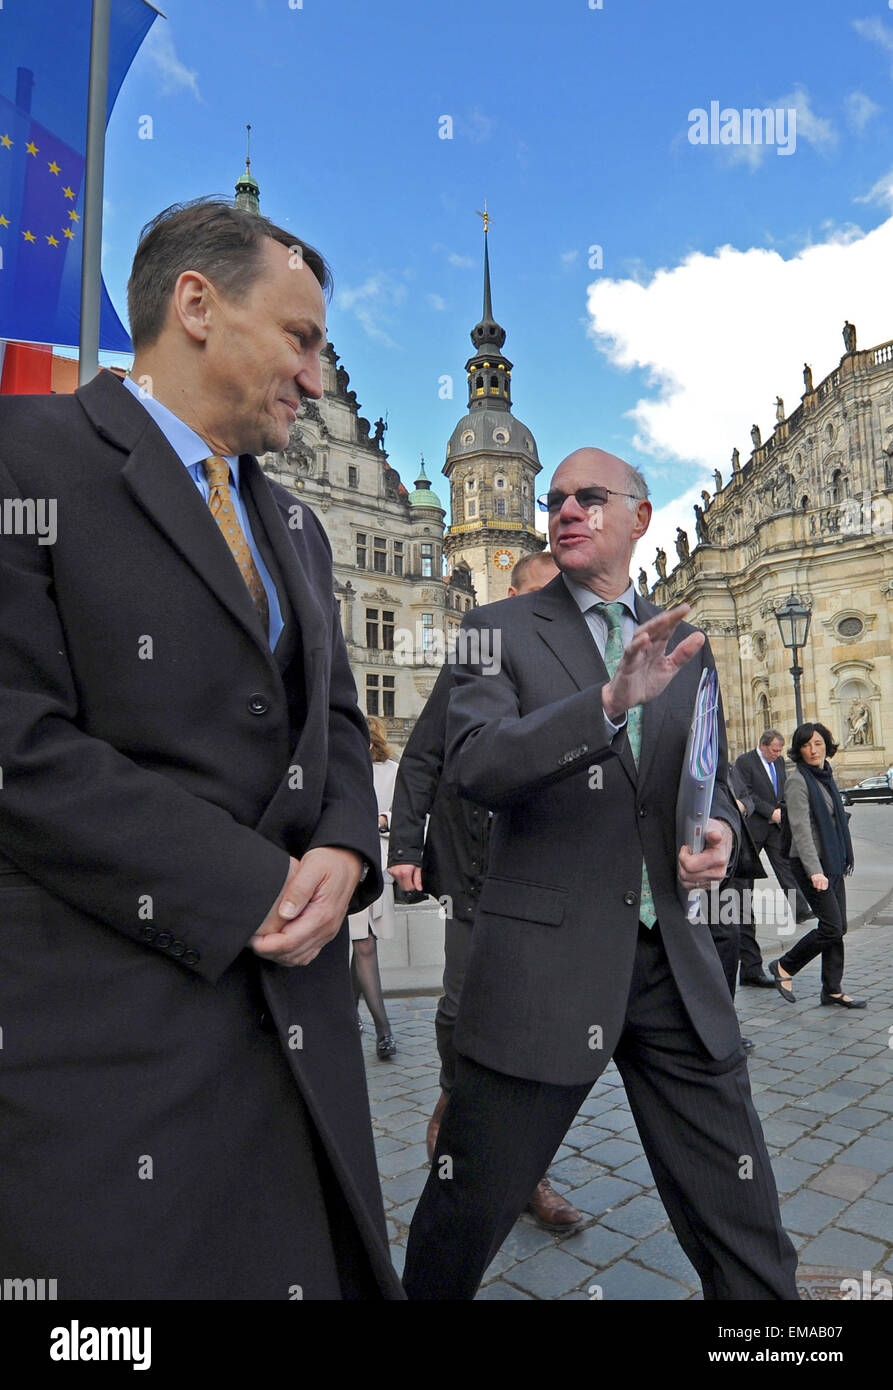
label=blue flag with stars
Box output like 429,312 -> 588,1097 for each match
0,0 -> 159,351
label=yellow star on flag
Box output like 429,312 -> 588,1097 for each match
22,229 -> 36,242
48,160 -> 61,175
68,209 -> 80,222
0,214 -> 9,228
26,141 -> 38,156
63,186 -> 75,200
63,227 -> 75,239
46,234 -> 60,247
0,135 -> 12,149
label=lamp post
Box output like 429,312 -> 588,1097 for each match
774,593 -> 812,728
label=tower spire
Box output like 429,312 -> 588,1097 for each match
235,124 -> 260,213
466,205 -> 511,409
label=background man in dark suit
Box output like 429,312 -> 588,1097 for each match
735,732 -> 813,929
0,199 -> 402,1299
402,447 -> 798,1301
389,550 -> 583,1231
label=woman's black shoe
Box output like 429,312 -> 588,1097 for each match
769,959 -> 796,1003
376,1033 -> 397,1059
820,991 -> 867,1009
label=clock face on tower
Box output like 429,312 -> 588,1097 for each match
493,549 -> 514,571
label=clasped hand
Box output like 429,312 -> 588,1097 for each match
250,847 -> 364,967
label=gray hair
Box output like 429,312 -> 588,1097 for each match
622,462 -> 650,509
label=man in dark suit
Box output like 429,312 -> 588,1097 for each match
402,447 -> 798,1301
735,732 -> 813,933
0,199 -> 403,1299
389,550 -> 582,1230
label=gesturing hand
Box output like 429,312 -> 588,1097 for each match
250,847 -> 364,967
602,604 -> 704,722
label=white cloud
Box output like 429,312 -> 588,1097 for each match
855,167 -> 893,205
144,25 -> 201,101
845,90 -> 882,133
428,293 -> 447,311
432,243 -> 476,269
561,249 -> 580,267
335,274 -> 408,348
585,211 -> 893,576
778,85 -> 837,153
853,16 -> 893,74
689,87 -> 835,169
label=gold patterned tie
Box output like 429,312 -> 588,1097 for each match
202,456 -> 270,636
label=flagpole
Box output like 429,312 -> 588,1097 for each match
78,0 -> 111,386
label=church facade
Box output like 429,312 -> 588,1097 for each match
651,323 -> 893,781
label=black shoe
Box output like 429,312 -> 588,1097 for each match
820,991 -> 867,1009
769,959 -> 796,1003
376,1033 -> 397,1059
739,972 -> 775,988
741,1037 -> 756,1052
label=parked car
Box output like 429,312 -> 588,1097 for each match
839,776 -> 893,807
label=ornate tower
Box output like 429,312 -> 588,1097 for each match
234,124 -> 260,214
443,211 -> 544,604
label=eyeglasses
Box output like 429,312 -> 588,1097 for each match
536,486 -> 640,514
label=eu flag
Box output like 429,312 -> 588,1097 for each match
0,0 -> 159,351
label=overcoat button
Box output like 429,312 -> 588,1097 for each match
623,891 -> 638,907
248,694 -> 269,715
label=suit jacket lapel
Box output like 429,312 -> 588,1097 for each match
634,593 -> 672,788
240,457 -> 328,667
79,371 -> 274,657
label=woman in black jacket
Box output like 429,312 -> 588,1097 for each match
769,721 -> 866,1008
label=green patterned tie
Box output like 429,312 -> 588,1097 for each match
594,602 -> 657,929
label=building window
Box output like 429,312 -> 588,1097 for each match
495,476 -> 505,487
421,543 -> 434,578
356,532 -> 367,569
467,499 -> 477,517
365,607 -> 379,649
495,498 -> 506,517
366,674 -> 380,716
490,375 -> 499,390
348,465 -> 359,488
466,477 -> 476,491
382,676 -> 395,718
393,541 -> 404,577
421,613 -> 435,650
373,536 -> 387,573
382,610 -> 395,651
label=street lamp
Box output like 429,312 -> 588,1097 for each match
774,593 -> 812,728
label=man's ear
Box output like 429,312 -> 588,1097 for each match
631,498 -> 652,543
171,270 -> 214,345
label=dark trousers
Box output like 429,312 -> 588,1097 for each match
762,838 -> 813,922
778,866 -> 847,996
734,876 -> 768,981
434,917 -> 474,1093
403,923 -> 798,1301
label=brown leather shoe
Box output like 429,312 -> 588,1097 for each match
526,1177 -> 583,1232
426,1090 -> 448,1163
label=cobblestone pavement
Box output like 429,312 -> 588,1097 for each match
361,915 -> 893,1300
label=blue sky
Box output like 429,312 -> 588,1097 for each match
69,0 -> 893,570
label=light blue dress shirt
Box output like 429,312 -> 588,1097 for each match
122,375 -> 283,649
562,572 -> 638,736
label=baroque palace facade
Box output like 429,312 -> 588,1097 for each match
251,168 -> 542,745
650,322 -> 893,779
